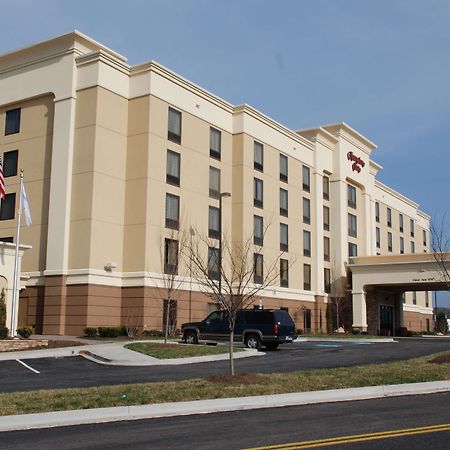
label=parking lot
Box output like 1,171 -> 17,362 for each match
0,338 -> 449,393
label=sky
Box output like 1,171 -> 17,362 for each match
0,0 -> 449,305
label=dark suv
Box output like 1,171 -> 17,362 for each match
181,309 -> 297,350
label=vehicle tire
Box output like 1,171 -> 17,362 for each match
265,342 -> 279,351
184,331 -> 198,344
244,334 -> 261,350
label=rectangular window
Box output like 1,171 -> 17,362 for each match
423,229 -> 427,246
254,141 -> 263,172
168,107 -> 181,144
348,213 -> 357,238
280,188 -> 288,217
5,108 -> 21,135
254,178 -> 263,208
412,291 -> 417,305
387,208 -> 392,227
399,214 -> 404,233
3,150 -> 18,177
425,291 -> 429,308
303,230 -> 311,257
208,247 -> 220,280
401,293 -> 406,304
376,227 -> 381,248
165,193 -> 179,229
323,176 -> 330,200
162,299 -> 177,334
324,236 -> 330,261
303,197 -> 310,224
280,154 -> 288,182
164,239 -> 178,275
254,215 -> 264,246
280,259 -> 289,288
302,165 -> 310,192
303,264 -> 311,290
209,166 -> 220,199
323,205 -> 330,231
208,206 -> 220,239
400,237 -> 404,254
410,219 -> 415,237
348,184 -> 357,209
280,223 -> 289,252
349,242 -> 358,257
210,127 -> 221,160
0,236 -> 13,243
254,253 -> 263,284
0,193 -> 15,220
387,232 -> 393,252
375,202 -> 380,223
324,268 -> 331,293
166,150 -> 180,186
411,241 -> 415,254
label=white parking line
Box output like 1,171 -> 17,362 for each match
16,359 -> 40,374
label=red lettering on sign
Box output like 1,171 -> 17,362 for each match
347,151 -> 365,173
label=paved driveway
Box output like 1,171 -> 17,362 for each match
0,338 -> 449,393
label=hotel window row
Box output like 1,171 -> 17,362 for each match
375,201 -> 416,237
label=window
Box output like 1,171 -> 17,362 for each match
348,213 -> 357,238
303,197 -> 310,224
5,108 -> 21,135
165,193 -> 179,229
375,202 -> 380,223
324,236 -> 330,261
168,107 -> 181,144
303,264 -> 311,290
348,184 -> 356,209
401,293 -> 406,304
164,239 -> 178,274
0,236 -> 13,243
280,259 -> 289,288
376,227 -> 381,248
425,291 -> 429,308
323,205 -> 330,231
0,193 -> 15,220
254,141 -> 263,171
387,232 -> 393,252
400,237 -> 404,254
412,291 -> 417,305
254,178 -> 263,208
209,166 -> 220,199
280,188 -> 288,217
423,230 -> 427,246
411,241 -> 415,254
324,268 -> 331,293
3,150 -> 18,177
254,253 -> 263,284
166,150 -> 180,186
163,299 -> 177,334
254,215 -> 263,246
302,165 -> 310,191
323,176 -> 330,200
387,208 -> 392,227
280,154 -> 288,182
210,127 -> 221,160
410,219 -> 415,237
208,206 -> 220,239
208,247 -> 220,280
348,242 -> 358,257
280,223 -> 289,252
399,214 -> 404,233
303,230 -> 311,257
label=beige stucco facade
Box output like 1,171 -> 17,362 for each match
0,31 -> 433,335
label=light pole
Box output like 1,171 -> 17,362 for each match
218,192 -> 231,301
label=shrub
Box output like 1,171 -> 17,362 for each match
98,327 -> 122,338
142,329 -> 164,337
296,329 -> 303,335
17,326 -> 33,339
351,328 -> 361,335
435,313 -> 449,334
83,327 -> 97,338
0,325 -> 8,339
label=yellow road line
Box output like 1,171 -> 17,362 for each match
243,423 -> 450,450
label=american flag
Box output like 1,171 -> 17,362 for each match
0,157 -> 5,200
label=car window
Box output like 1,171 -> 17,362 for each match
206,311 -> 222,323
273,310 -> 295,325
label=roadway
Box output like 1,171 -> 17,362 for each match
0,338 -> 449,393
1,392 -> 449,449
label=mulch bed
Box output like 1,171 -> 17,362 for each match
206,372 -> 267,384
428,354 -> 450,364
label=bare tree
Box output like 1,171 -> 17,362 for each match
186,227 -> 288,375
430,213 -> 450,290
329,262 -> 349,332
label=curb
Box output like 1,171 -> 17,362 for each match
1,381 -> 449,432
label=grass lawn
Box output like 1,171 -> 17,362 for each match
125,342 -> 243,359
0,352 -> 448,416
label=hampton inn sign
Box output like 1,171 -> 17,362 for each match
347,151 -> 365,173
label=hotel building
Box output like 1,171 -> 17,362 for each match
0,32 -> 433,336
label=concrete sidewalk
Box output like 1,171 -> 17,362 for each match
1,380 -> 448,432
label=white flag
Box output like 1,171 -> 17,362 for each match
21,183 -> 32,226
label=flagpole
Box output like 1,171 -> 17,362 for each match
10,170 -> 23,338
